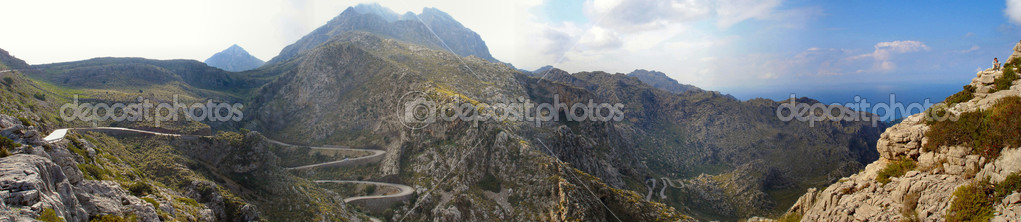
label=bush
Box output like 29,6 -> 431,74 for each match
947,182 -> 994,222
127,182 -> 154,196
176,197 -> 203,207
995,173 -> 1021,198
995,65 -> 1019,91
33,92 -> 46,101
2,77 -> 12,86
89,214 -> 137,222
925,96 -> 1021,159
141,197 -> 160,208
17,117 -> 33,127
1,136 -> 21,149
944,85 -> 976,105
37,208 -> 62,222
78,164 -> 110,180
478,173 -> 502,192
876,158 -> 916,184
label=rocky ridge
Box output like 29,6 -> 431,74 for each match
782,41 -> 1021,221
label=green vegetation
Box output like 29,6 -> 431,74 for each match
776,212 -> 802,222
947,182 -> 994,222
925,96 -> 1021,158
88,214 -> 137,222
17,116 -> 33,127
127,181 -> 154,196
478,172 -> 502,192
944,85 -> 976,105
947,173 -> 1021,222
37,208 -> 63,222
141,197 -> 160,208
2,76 -> 12,85
32,92 -> 46,101
995,63 -> 1020,91
876,158 -> 916,184
994,173 -> 1021,198
176,197 -> 203,207
1,136 -> 20,157
78,163 -> 112,180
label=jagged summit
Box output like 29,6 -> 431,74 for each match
204,44 -> 264,72
265,4 -> 497,65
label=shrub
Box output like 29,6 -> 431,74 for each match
127,182 -> 154,196
37,208 -> 62,222
925,96 -> 1021,159
2,77 -> 12,86
876,158 -> 916,184
947,182 -> 994,222
478,173 -> 502,192
176,197 -> 203,207
994,173 -> 1021,198
17,117 -> 33,127
995,65 -> 1019,91
89,214 -> 137,222
1,136 -> 21,149
78,164 -> 110,180
141,197 -> 160,208
32,92 -> 46,101
944,85 -> 976,105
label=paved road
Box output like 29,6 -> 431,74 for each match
315,180 -> 415,203
45,127 -> 413,208
263,139 -> 385,170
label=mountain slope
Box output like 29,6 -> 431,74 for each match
626,69 -> 702,94
783,41 -> 1021,221
204,44 -> 265,72
265,4 -> 496,65
534,69 -> 884,220
248,31 -> 690,221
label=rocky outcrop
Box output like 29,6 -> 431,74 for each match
0,115 -> 221,221
1,154 -> 88,221
783,41 -> 1021,221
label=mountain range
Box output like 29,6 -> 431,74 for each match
12,3 -> 1003,222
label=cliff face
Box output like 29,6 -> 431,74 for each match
784,41 -> 1021,221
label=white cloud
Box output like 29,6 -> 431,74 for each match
1007,0 -> 1021,25
849,40 -> 930,72
714,0 -> 782,29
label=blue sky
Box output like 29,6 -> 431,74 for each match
2,0 -> 1021,111
518,0 -> 1021,109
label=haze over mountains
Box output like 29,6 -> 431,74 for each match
7,2 -> 1019,222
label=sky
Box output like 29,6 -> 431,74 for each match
3,0 -> 1021,106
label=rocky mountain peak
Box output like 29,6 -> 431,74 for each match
265,4 -> 497,65
204,44 -> 264,72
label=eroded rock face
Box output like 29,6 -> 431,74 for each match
0,154 -> 88,221
781,41 -> 1021,221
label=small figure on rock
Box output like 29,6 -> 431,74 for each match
994,57 -> 1001,70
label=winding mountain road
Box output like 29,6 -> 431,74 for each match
44,127 -> 413,211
